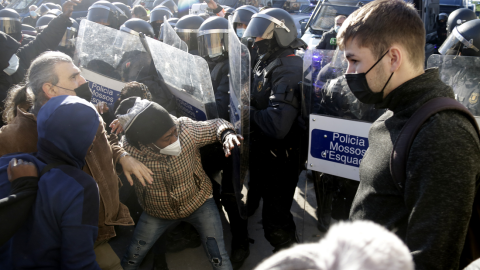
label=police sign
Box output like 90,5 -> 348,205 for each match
308,115 -> 372,181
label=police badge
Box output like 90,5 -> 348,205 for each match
469,92 -> 479,104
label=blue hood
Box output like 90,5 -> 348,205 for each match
36,95 -> 100,169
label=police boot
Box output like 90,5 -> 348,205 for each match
267,228 -> 298,253
221,193 -> 251,269
165,222 -> 201,253
313,172 -> 333,232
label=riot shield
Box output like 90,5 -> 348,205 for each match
162,15 -> 188,52
142,35 -> 218,120
227,18 -> 250,219
74,20 -> 153,109
427,54 -> 480,123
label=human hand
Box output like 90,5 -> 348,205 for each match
223,134 -> 243,157
109,119 -> 124,135
62,0 -> 82,18
7,158 -> 38,182
95,102 -> 109,115
120,155 -> 153,186
205,0 -> 218,10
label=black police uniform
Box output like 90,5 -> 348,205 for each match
315,28 -> 337,50
250,47 -> 303,249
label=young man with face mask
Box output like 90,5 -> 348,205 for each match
338,1 -> 480,269
114,97 -> 241,270
315,15 -> 346,50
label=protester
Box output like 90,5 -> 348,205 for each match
255,221 -> 414,270
0,51 -> 153,270
22,5 -> 38,27
337,1 -> 480,269
0,95 -> 101,269
131,5 -> 149,21
114,97 -> 240,270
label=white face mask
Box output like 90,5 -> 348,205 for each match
30,11 -> 37,17
4,54 -> 19,76
335,25 -> 341,33
236,27 -> 245,38
153,138 -> 182,156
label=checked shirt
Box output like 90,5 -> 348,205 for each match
124,116 -> 234,220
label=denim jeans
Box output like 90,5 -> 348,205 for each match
121,198 -> 232,270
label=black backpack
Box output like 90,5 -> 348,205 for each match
390,97 -> 480,268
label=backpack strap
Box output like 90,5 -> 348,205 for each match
390,97 -> 480,192
40,161 -> 68,177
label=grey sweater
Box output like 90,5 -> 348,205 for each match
350,69 -> 480,270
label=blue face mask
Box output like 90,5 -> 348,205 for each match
236,28 -> 245,38
30,11 -> 37,17
335,25 -> 341,33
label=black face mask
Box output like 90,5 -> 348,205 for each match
255,39 -> 270,55
344,50 -> 394,104
55,82 -> 93,102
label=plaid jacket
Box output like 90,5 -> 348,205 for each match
124,116 -> 234,219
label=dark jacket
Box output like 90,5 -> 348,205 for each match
350,69 -> 480,270
0,106 -> 134,241
0,14 -> 72,112
210,59 -> 230,121
0,96 -> 101,270
315,28 -> 337,50
250,48 -> 303,141
22,16 -> 38,28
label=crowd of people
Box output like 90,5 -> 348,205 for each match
1,0 -> 480,269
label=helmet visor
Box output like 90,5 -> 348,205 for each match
87,6 -> 111,25
243,13 -> 291,40
176,30 -> 198,51
439,27 -> 480,55
150,9 -> 171,22
59,27 -> 78,48
197,30 -> 229,58
35,5 -> 50,16
0,18 -> 21,34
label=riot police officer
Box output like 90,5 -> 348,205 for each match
198,16 -> 253,268
243,8 -> 306,252
0,8 -> 22,42
231,5 -> 258,38
174,15 -> 204,55
446,8 -> 477,36
439,19 -> 480,116
149,5 -> 173,39
86,1 -> 124,29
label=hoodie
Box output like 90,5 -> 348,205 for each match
0,95 -> 101,270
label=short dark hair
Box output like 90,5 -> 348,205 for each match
113,81 -> 152,113
132,5 -> 148,18
337,0 -> 425,69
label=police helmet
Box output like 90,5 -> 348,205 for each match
113,2 -> 132,19
87,1 -> 123,29
447,8 -> 477,35
46,8 -> 63,16
198,13 -> 210,20
175,15 -> 204,52
35,14 -> 56,32
21,24 -> 37,36
440,19 -> 480,57
197,16 -> 229,60
0,8 -> 21,36
438,13 -> 448,22
243,8 -> 297,48
121,18 -> 155,38
150,5 -> 173,23
223,6 -> 235,18
153,0 -> 178,13
232,5 -> 258,37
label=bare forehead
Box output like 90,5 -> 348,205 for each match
54,62 -> 80,77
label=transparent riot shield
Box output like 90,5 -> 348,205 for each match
302,48 -> 385,234
427,54 -> 480,122
74,20 -> 153,109
227,18 -> 250,219
142,35 -> 218,120
162,15 -> 188,52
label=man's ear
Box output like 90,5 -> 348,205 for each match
388,46 -> 402,73
42,82 -> 56,99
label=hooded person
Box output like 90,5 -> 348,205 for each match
0,95 -> 101,269
114,97 -> 241,270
